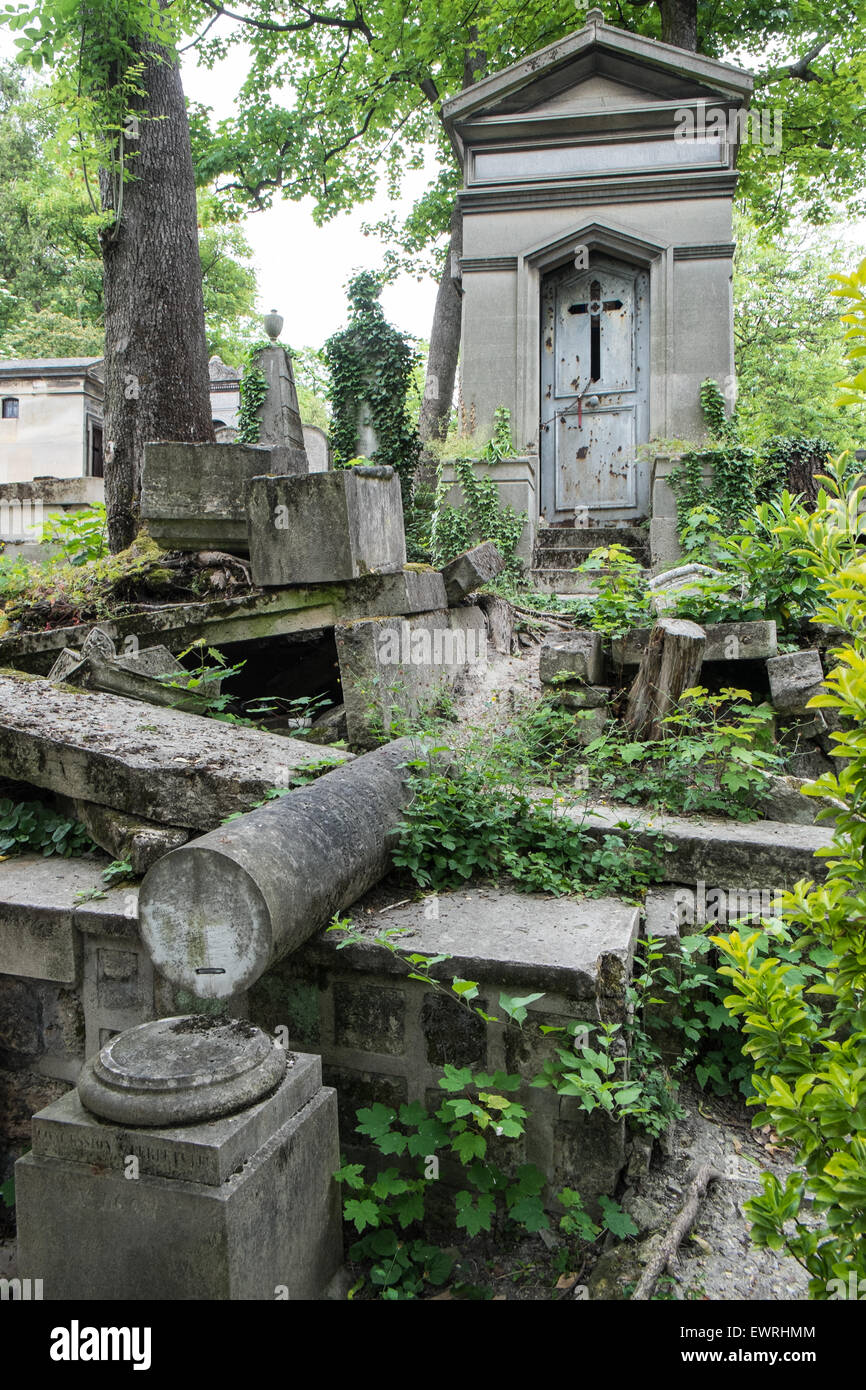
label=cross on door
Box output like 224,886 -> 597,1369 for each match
567,278 -> 624,382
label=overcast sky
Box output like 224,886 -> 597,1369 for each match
181,43 -> 441,352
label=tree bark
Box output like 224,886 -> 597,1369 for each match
658,0 -> 698,50
99,31 -> 214,552
418,204 -> 463,447
625,618 -> 706,740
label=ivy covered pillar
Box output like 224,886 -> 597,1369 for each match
324,273 -> 421,504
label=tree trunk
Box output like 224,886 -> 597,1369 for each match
625,618 -> 706,740
99,33 -> 214,552
658,0 -> 698,50
418,203 -> 463,448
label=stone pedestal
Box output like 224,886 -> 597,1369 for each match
15,1019 -> 343,1300
246,465 -> 406,585
252,343 -> 308,460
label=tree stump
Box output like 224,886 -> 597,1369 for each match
624,618 -> 706,741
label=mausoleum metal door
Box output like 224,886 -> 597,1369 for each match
540,258 -> 649,522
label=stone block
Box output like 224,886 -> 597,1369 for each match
767,649 -> 825,714
610,620 -> 777,667
0,670 -> 349,830
82,936 -> 155,1059
440,542 -> 505,604
421,991 -> 488,1069
335,606 -> 487,748
539,630 -> 603,686
333,980 -> 406,1055
246,466 -> 406,586
141,441 -> 302,554
16,1056 -> 343,1300
570,802 -> 833,888
69,799 -> 189,874
556,685 -> 610,710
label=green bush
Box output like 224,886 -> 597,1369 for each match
712,440 -> 866,1294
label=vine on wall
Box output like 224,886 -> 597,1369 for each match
324,272 -> 421,498
669,379 -> 757,540
236,339 -> 270,444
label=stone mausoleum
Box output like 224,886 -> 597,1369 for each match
441,11 -> 753,572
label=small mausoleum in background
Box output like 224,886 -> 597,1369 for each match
441,10 -> 753,574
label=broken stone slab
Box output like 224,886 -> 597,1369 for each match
647,563 -> 730,615
323,886 -> 640,1005
68,798 -> 190,874
761,774 -> 835,826
0,670 -> 350,831
767,649 -> 825,714
246,465 -> 407,586
141,441 -> 305,555
568,802 -> 833,888
610,620 -> 778,667
49,635 -> 217,716
47,625 -> 116,685
539,630 -> 603,686
138,737 -> 444,998
440,542 -> 505,604
0,571 -> 449,675
335,606 -> 487,748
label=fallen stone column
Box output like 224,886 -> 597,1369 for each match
139,736 -> 440,999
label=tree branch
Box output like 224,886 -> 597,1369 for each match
198,0 -> 372,41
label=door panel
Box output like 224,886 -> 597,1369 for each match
541,256 -> 649,523
555,405 -> 637,512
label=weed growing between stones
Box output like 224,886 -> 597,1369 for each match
392,746 -> 665,898
0,796 -> 97,857
329,919 -> 647,1299
581,686 -> 784,821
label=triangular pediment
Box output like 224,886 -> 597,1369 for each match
443,19 -> 752,132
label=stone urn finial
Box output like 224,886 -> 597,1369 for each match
263,309 -> 284,343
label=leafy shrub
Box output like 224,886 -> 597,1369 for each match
42,503 -> 108,566
712,438 -> 866,1293
392,737 -> 664,898
0,798 -> 96,857
576,544 -> 651,637
582,687 -> 783,820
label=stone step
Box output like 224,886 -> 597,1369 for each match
570,803 -> 833,888
534,546 -> 650,570
529,568 -> 649,595
537,526 -> 649,550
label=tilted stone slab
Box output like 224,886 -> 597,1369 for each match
610,620 -> 778,667
0,671 -> 351,830
0,570 -> 448,675
246,465 -> 407,585
539,629 -> 603,686
141,441 -> 305,554
570,803 -> 832,887
440,542 -> 505,604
